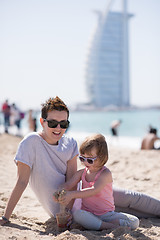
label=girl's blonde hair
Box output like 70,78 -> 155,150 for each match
79,134 -> 109,167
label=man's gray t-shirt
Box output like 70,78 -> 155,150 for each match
14,132 -> 79,217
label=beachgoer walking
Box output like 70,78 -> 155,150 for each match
10,103 -> 24,136
1,99 -> 10,133
28,109 -> 37,132
110,119 -> 122,137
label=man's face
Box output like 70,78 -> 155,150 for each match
41,110 -> 68,145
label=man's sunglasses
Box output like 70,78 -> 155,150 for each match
79,155 -> 97,164
43,119 -> 70,129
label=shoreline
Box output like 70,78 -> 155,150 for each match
0,124 -> 143,150
69,131 -> 142,149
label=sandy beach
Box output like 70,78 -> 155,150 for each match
0,133 -> 160,239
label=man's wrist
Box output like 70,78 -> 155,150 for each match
2,216 -> 10,223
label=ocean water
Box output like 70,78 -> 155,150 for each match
0,108 -> 160,149
67,109 -> 160,149
68,109 -> 160,137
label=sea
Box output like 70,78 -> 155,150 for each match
0,108 -> 160,149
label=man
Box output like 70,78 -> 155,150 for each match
0,96 -> 78,224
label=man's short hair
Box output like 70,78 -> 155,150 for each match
41,96 -> 69,119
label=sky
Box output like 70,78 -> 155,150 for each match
0,0 -> 160,111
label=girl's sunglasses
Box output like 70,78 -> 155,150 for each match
43,119 -> 70,129
79,155 -> 97,164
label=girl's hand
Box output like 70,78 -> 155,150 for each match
58,191 -> 73,206
53,189 -> 66,202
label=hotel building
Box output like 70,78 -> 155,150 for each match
85,0 -> 132,108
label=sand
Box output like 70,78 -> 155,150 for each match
0,133 -> 160,239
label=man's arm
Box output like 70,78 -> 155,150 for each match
65,154 -> 78,210
0,162 -> 30,225
62,169 -> 83,191
66,154 -> 78,183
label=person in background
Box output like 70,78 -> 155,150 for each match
54,134 -> 139,230
1,99 -> 11,133
141,127 -> 160,150
10,103 -> 22,136
0,96 -> 160,226
28,109 -> 36,132
33,117 -> 37,132
110,119 -> 122,137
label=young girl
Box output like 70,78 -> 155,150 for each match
54,134 -> 139,230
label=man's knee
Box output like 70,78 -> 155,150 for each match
114,189 -> 136,207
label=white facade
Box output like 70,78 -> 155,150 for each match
86,3 -> 132,107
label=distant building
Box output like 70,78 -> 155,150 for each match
85,0 -> 132,108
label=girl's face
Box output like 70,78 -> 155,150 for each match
80,147 -> 100,171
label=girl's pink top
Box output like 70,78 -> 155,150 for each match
81,166 -> 115,215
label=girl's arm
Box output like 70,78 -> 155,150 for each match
53,169 -> 84,206
62,168 -> 83,191
59,168 -> 112,206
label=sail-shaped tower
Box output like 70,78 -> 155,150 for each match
85,0 -> 132,108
